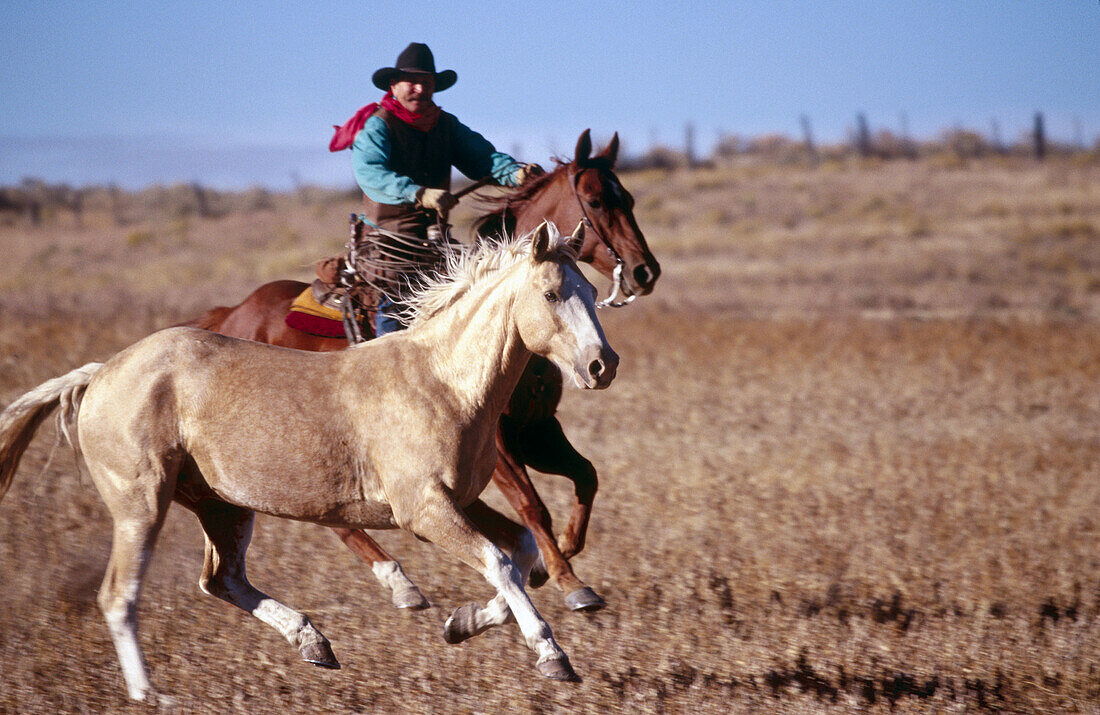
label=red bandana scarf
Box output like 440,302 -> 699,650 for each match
329,92 -> 442,151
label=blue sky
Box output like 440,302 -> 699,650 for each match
2,1 -> 1097,189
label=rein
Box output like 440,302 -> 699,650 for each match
567,168 -> 636,309
338,175 -> 499,343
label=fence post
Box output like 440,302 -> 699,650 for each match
800,114 -> 817,163
189,182 -> 213,218
684,122 -> 696,169
856,113 -> 871,158
1033,112 -> 1046,161
899,112 -> 916,159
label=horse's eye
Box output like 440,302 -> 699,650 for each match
587,199 -> 602,210
544,291 -> 559,303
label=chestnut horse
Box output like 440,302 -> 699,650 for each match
0,224 -> 616,700
183,130 -> 659,612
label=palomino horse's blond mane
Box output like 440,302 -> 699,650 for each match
400,226 -> 579,328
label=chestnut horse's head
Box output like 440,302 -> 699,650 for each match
561,129 -> 660,304
475,130 -> 661,305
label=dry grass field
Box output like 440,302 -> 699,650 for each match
0,156 -> 1098,712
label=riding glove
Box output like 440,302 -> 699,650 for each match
514,163 -> 545,184
416,187 -> 458,213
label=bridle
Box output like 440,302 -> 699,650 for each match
567,166 -> 636,309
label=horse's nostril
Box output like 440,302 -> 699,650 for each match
633,264 -> 654,287
588,359 -> 603,377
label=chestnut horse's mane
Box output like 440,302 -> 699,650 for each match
470,156 -> 614,234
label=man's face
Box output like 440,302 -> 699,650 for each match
390,74 -> 435,113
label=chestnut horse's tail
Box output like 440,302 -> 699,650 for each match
0,362 -> 103,502
176,305 -> 234,331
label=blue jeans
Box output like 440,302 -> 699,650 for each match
375,295 -> 406,337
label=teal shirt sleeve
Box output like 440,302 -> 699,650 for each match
351,112 -> 524,204
447,115 -> 523,187
351,115 -> 420,204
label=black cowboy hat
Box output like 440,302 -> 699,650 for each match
372,43 -> 457,92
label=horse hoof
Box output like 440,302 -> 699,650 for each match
300,641 -> 341,669
528,564 -> 550,589
393,587 -> 430,610
565,587 -> 605,612
155,693 -> 181,711
443,602 -> 479,644
129,688 -> 178,709
536,656 -> 581,682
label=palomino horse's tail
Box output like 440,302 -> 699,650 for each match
0,362 -> 103,501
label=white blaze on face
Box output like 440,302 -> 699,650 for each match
555,263 -> 610,388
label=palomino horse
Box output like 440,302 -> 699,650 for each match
0,223 -> 616,701
183,130 -> 659,612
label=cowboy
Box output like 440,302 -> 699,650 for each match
329,42 -> 540,336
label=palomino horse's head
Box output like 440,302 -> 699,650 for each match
515,222 -> 618,389
564,129 -> 661,304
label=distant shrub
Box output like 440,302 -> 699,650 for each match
243,187 -> 275,211
926,151 -> 968,170
873,130 -> 917,160
905,215 -> 933,238
126,229 -> 155,247
622,146 -> 683,171
712,134 -> 744,160
1051,218 -> 1098,241
747,134 -> 805,164
942,129 -> 990,159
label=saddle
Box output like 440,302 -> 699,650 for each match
285,213 -> 448,341
284,254 -> 370,338
284,281 -> 348,338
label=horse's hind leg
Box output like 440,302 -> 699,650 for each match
443,500 -> 538,644
193,499 -> 340,669
329,527 -> 429,609
95,471 -> 175,702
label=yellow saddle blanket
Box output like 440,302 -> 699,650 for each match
288,286 -> 343,321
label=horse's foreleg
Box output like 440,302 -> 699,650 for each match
443,500 -> 538,644
394,486 -> 578,682
494,421 -> 604,612
517,417 -> 598,560
329,527 -> 429,609
193,500 -> 339,670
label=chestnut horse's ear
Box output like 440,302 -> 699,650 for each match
597,132 -> 620,167
568,221 -> 586,252
575,129 -> 592,163
531,220 -> 554,262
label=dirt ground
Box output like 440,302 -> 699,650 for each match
0,157 -> 1098,712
